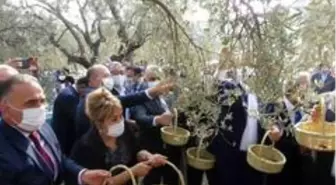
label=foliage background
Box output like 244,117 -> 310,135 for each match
0,0 -> 334,110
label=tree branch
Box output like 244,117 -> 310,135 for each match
33,0 -> 86,55
105,0 -> 129,43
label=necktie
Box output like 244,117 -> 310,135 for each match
29,132 -> 55,174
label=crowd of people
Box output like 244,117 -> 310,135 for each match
0,58 -> 335,185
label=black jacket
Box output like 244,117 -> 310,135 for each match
70,123 -> 140,170
51,86 -> 80,156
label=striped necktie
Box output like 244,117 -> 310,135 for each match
29,132 -> 55,174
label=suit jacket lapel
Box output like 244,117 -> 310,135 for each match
0,121 -> 53,179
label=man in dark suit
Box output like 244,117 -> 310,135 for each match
75,64 -> 173,141
51,77 -> 88,156
130,65 -> 179,185
311,64 -> 335,94
0,74 -> 110,185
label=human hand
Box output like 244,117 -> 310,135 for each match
81,169 -> 111,185
131,162 -> 152,177
147,154 -> 167,167
6,58 -> 23,69
155,112 -> 173,126
268,125 -> 283,142
147,81 -> 175,98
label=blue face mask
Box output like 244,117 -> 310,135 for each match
147,81 -> 159,88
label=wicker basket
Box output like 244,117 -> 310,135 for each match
294,96 -> 335,151
186,147 -> 215,171
161,126 -> 190,146
294,121 -> 335,151
247,131 -> 286,174
146,161 -> 186,185
102,164 -> 137,185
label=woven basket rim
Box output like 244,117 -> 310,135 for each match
161,126 -> 191,138
295,122 -> 335,137
248,145 -> 286,165
186,147 -> 215,163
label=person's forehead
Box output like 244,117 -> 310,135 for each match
8,81 -> 44,101
95,67 -> 110,75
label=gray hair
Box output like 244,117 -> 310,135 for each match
0,74 -> 38,100
145,65 -> 163,78
283,71 -> 310,94
295,71 -> 310,83
108,61 -> 122,70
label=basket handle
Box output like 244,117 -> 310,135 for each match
102,164 -> 137,185
166,161 -> 186,185
260,130 -> 275,146
173,108 -> 178,132
258,130 -> 275,155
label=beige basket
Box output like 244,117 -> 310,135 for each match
161,126 -> 190,146
294,96 -> 335,151
247,131 -> 286,174
186,147 -> 215,171
102,164 -> 137,185
294,121 -> 335,151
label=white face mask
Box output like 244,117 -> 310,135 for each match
107,118 -> 125,137
102,77 -> 114,90
112,75 -> 123,86
11,105 -> 46,132
148,81 -> 159,88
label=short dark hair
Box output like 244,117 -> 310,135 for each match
65,76 -> 75,84
76,76 -> 88,86
126,66 -> 142,76
0,74 -> 38,100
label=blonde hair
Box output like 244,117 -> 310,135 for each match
85,87 -> 122,125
